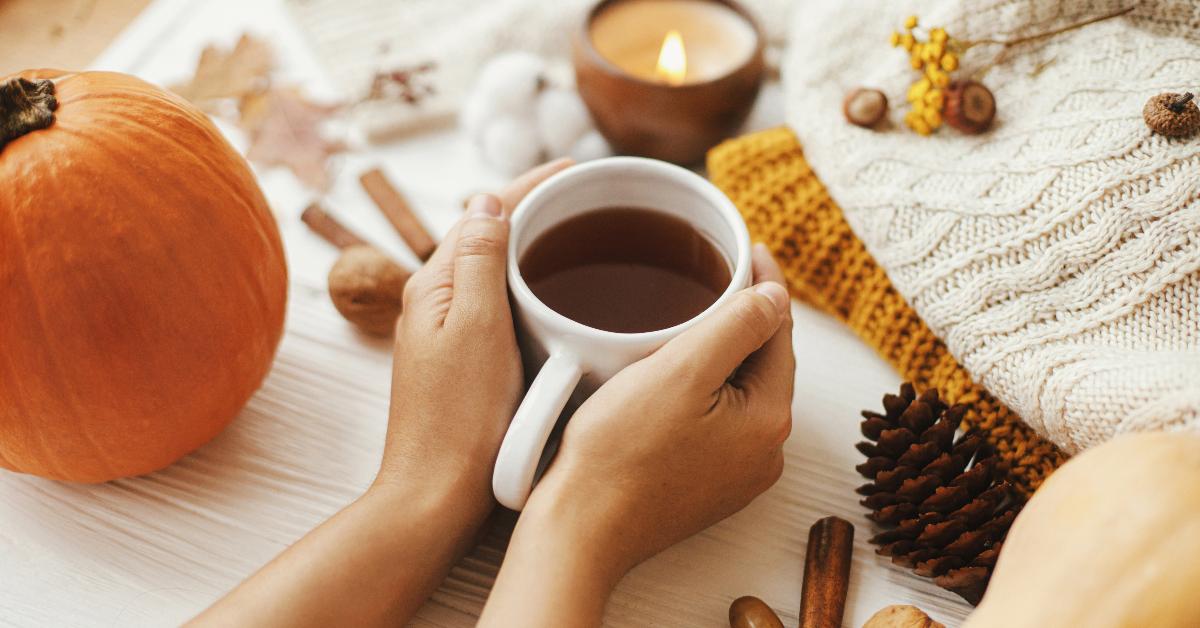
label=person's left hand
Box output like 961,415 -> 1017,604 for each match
189,159 -> 573,628
373,158 -> 573,519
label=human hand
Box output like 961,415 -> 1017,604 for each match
540,243 -> 794,569
373,158 -> 573,514
480,245 -> 794,627
190,160 -> 574,628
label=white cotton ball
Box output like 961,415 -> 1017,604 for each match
459,89 -> 493,144
472,51 -> 547,118
481,115 -> 544,176
535,88 -> 593,157
568,130 -> 613,163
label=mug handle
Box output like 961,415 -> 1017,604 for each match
492,351 -> 583,510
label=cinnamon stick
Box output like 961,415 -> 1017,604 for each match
799,516 -> 854,628
359,167 -> 437,261
301,202 -> 368,249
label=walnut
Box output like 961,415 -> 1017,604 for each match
1143,92 -> 1199,138
863,605 -> 945,628
327,245 -> 409,336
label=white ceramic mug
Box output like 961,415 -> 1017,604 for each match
492,157 -> 752,510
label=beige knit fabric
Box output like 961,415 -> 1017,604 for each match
783,0 -> 1200,454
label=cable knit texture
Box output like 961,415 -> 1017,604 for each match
783,0 -> 1200,453
708,128 -> 1067,494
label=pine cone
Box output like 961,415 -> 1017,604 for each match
856,383 -> 1023,605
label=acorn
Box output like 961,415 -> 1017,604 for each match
843,87 -> 888,128
943,80 -> 995,134
729,596 -> 784,628
1143,92 -> 1199,138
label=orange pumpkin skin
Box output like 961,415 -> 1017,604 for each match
0,70 -> 287,482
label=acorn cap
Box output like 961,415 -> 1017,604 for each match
1143,92 -> 1199,138
943,80 -> 995,134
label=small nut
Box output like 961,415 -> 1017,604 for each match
328,244 -> 409,336
1143,92 -> 1199,137
844,88 -> 888,128
728,596 -> 784,628
862,604 -> 945,628
943,80 -> 995,134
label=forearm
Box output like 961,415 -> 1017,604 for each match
190,478 -> 489,628
479,482 -> 629,627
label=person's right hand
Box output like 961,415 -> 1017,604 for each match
479,244 -> 795,627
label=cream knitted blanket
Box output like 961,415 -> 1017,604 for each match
784,0 -> 1200,453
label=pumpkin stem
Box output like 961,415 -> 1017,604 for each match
0,77 -> 58,151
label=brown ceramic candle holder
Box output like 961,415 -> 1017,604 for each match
574,0 -> 765,165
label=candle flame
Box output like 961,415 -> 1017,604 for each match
655,29 -> 687,85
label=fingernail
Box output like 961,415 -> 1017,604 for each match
467,194 -> 504,219
753,242 -> 771,256
754,281 -> 789,315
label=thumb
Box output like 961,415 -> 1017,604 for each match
731,244 -> 795,401
656,281 -> 789,392
446,194 -> 511,325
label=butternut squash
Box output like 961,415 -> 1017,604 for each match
965,432 -> 1200,627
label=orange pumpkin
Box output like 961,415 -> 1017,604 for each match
0,70 -> 287,482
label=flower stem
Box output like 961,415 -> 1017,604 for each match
960,4 -> 1138,51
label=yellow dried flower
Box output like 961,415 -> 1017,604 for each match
922,106 -> 943,128
906,110 -> 932,135
892,16 -> 964,136
924,88 -> 945,109
907,77 -> 931,102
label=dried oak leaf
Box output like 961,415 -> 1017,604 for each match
171,34 -> 274,109
239,88 -> 345,191
365,62 -> 437,104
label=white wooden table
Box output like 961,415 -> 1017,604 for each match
0,1 -> 973,626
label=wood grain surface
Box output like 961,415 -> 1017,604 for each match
0,0 -> 151,76
0,1 -> 975,625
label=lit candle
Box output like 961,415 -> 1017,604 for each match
587,0 -> 758,85
656,30 -> 687,85
574,0 -> 765,164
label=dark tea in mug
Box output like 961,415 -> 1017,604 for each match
519,206 -> 732,333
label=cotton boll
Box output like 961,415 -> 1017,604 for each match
536,88 -> 592,157
459,89 -> 492,144
481,116 -> 544,176
568,130 -> 613,163
472,52 -> 547,118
